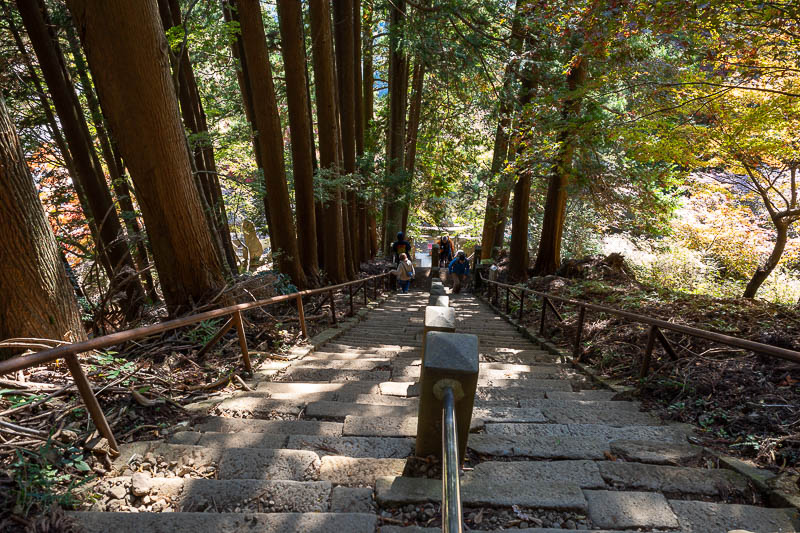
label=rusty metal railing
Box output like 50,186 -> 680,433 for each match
0,272 -> 393,452
480,275 -> 800,374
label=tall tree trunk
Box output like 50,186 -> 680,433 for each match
0,95 -> 86,350
333,0 -> 359,278
18,0 -> 146,318
362,0 -> 378,258
401,59 -> 425,235
744,218 -> 789,298
508,169 -> 530,281
234,0 -> 307,288
532,57 -> 587,276
384,0 -> 408,256
480,0 -> 526,260
68,0 -> 226,314
64,24 -> 161,304
309,0 -> 346,283
353,0 -> 370,263
277,0 -> 319,283
157,0 -> 238,276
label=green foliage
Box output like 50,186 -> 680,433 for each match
11,441 -> 94,516
186,319 -> 223,345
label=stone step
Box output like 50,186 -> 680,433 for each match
482,422 -> 692,443
289,359 -> 393,369
217,448 -> 320,480
305,400 -> 547,423
195,416 -> 343,436
168,432 -> 415,459
71,511 -> 378,533
275,368 -> 392,382
375,475 -> 587,510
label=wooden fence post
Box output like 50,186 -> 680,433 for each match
573,306 -> 586,360
233,310 -> 252,373
64,353 -> 119,452
296,294 -> 308,338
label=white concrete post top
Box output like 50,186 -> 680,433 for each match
429,295 -> 449,307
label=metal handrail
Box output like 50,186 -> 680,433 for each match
479,274 -> 800,370
0,271 -> 393,451
441,386 -> 463,533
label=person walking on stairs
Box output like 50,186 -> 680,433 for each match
391,232 -> 413,265
448,249 -> 470,294
438,235 -> 453,267
393,253 -> 415,293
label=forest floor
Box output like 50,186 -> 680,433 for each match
0,261 -> 393,524
492,253 -> 800,474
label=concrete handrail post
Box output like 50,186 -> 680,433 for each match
431,244 -> 440,268
429,294 -> 449,307
415,331 -> 479,463
430,284 -> 446,296
422,305 -> 456,363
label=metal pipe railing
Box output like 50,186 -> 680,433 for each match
0,271 -> 392,452
441,386 -> 463,533
479,274 -> 800,371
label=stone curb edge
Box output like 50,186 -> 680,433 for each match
474,292 -> 800,511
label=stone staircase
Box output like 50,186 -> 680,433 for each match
72,288 -> 800,532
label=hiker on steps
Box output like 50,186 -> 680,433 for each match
438,235 -> 453,267
391,232 -> 413,265
448,250 -> 470,294
393,253 -> 415,293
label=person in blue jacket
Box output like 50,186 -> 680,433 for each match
448,250 -> 470,294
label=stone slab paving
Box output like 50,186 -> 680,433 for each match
468,460 -> 606,489
196,417 -> 343,436
217,448 -> 320,480
343,415 -> 418,437
609,439 -> 703,465
319,456 -> 407,485
484,422 -> 691,442
468,434 -> 611,459
599,461 -> 750,496
584,490 -> 680,529
331,486 -> 375,513
668,500 -> 800,532
179,479 -> 331,512
285,435 -> 415,458
169,431 -> 287,449
72,512 -> 378,533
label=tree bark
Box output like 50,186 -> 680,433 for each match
157,0 -> 238,276
401,59 -> 425,235
353,0 -> 370,263
277,0 -> 319,283
68,0 -> 226,314
744,218 -> 789,298
0,95 -> 86,351
383,0 -> 409,256
532,57 -> 587,276
362,0 -> 378,258
64,24 -> 161,304
309,0 -> 347,283
333,0 -> 360,278
480,0 -> 526,260
508,169 -> 531,281
234,0 -> 307,288
18,0 -> 146,318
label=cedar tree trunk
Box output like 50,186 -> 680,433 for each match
68,0 -> 226,314
0,95 -> 86,348
309,0 -> 347,282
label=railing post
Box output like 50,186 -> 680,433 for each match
329,290 -> 337,326
573,305 -> 586,360
373,277 -> 378,300
472,245 -> 482,290
349,283 -> 354,316
64,353 -> 118,453
431,244 -> 440,290
415,331 -> 479,463
640,325 -> 658,378
539,296 -> 549,336
505,287 -> 510,313
233,310 -> 252,373
422,305 -> 456,364
429,294 -> 449,307
518,290 -> 525,320
296,294 -> 308,338
363,280 -> 368,306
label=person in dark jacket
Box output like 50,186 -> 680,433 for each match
438,235 -> 453,267
391,232 -> 412,264
448,249 -> 470,293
